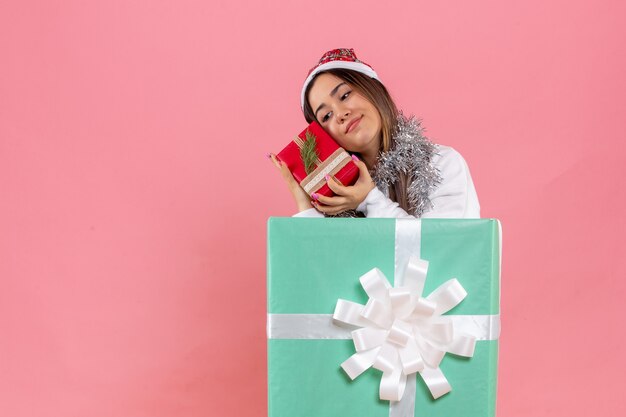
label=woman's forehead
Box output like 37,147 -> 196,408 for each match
308,73 -> 348,106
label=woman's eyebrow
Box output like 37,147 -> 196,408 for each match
314,82 -> 347,118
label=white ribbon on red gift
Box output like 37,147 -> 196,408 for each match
333,257 -> 476,402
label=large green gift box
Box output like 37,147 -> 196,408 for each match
267,218 -> 501,417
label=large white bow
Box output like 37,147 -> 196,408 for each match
332,256 -> 476,402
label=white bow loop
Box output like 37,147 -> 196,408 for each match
333,255 -> 476,401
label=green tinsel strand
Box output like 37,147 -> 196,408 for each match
300,130 -> 319,175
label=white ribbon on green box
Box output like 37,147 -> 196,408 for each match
267,218 -> 501,417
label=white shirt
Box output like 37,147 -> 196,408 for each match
293,145 -> 480,219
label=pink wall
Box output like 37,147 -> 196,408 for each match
1,1 -> 624,416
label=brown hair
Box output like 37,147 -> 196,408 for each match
302,69 -> 412,212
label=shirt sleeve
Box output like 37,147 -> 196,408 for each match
356,145 -> 480,219
421,146 -> 480,218
292,188 -> 415,218
356,187 -> 415,218
292,207 -> 324,218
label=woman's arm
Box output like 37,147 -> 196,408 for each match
355,188 -> 415,218
355,146 -> 480,219
290,146 -> 480,219
268,153 -> 314,213
420,146 -> 480,219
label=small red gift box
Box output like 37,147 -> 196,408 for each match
277,122 -> 360,198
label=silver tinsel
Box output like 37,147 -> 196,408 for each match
371,113 -> 441,217
329,113 -> 441,218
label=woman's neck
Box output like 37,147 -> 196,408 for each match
360,132 -> 383,170
360,150 -> 378,170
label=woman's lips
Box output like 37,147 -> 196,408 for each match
345,116 -> 362,134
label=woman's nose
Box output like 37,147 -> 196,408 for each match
335,109 -> 350,124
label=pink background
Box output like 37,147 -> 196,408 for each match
1,1 -> 625,416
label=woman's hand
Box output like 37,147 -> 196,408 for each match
312,156 -> 376,215
268,153 -> 313,212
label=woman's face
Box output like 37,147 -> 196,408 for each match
307,73 -> 382,155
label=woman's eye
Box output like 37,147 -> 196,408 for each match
321,112 -> 331,123
341,91 -> 351,100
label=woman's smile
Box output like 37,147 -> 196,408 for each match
345,116 -> 362,134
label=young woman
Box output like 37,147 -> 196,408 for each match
269,48 -> 480,219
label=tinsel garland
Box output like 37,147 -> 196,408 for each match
328,113 -> 441,218
371,113 -> 441,217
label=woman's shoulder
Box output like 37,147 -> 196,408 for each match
431,144 -> 470,172
423,144 -> 481,218
432,143 -> 463,156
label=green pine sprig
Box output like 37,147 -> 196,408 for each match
300,130 -> 319,175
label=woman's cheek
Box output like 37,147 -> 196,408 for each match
335,134 -> 349,149
333,127 -> 345,144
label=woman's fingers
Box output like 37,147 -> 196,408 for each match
313,157 -> 374,213
268,153 -> 281,169
324,175 -> 348,196
269,153 -> 298,184
313,193 -> 346,207
268,152 -> 313,212
312,200 -> 349,215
